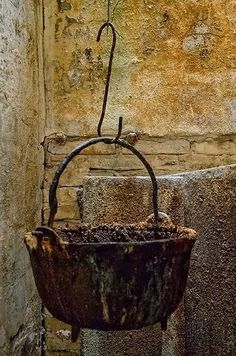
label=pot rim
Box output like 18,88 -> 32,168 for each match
58,235 -> 197,248
41,223 -> 197,248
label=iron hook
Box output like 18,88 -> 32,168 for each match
97,22 -> 123,139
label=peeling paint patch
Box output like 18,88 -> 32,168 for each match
65,16 -> 78,28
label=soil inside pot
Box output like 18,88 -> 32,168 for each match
55,222 -> 191,244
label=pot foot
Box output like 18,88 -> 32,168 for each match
71,324 -> 81,342
161,318 -> 168,331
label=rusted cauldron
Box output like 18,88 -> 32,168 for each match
25,136 -> 197,341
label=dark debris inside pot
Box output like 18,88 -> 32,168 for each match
55,222 -> 188,244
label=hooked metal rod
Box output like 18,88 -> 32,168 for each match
47,22 -> 159,228
97,22 -> 118,137
48,137 -> 158,227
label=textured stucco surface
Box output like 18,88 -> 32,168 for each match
0,0 -> 44,354
44,0 -> 236,137
182,166 -> 236,355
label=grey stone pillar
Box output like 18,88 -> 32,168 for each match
181,165 -> 236,355
81,177 -> 162,356
81,175 -> 188,356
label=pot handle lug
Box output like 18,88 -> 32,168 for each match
32,226 -> 61,245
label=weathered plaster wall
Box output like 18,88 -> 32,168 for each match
44,0 -> 236,137
0,0 -> 44,354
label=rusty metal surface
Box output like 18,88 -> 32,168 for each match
96,22 -> 122,140
25,224 -> 196,341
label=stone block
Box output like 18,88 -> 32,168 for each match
192,138 -> 236,155
187,154 -> 222,170
43,187 -> 81,222
82,174 -> 190,356
123,139 -> 190,155
90,155 -> 143,171
48,139 -> 116,156
180,165 -> 236,355
43,187 -> 81,204
83,176 -> 151,224
83,175 -> 187,225
45,157 -> 90,187
43,204 -> 81,222
148,155 -> 186,174
80,327 -> 162,356
221,154 -> 236,166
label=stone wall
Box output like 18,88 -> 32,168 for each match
41,1 -> 236,353
0,0 -> 44,354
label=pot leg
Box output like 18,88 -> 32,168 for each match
71,324 -> 81,342
161,318 -> 168,331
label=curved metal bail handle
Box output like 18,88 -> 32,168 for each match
97,22 -> 123,138
48,137 -> 159,228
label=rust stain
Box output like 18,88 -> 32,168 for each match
42,239 -> 54,254
101,294 -> 110,323
121,308 -> 127,325
24,233 -> 38,250
127,246 -> 134,253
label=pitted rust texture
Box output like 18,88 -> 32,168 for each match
56,221 -> 195,243
25,222 -> 196,342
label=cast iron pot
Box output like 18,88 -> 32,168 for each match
24,137 -> 197,341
